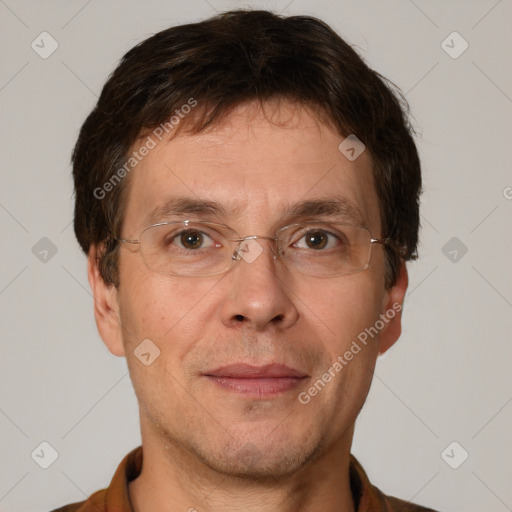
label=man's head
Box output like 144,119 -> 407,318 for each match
74,10 -> 421,479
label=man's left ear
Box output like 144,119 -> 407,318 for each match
378,261 -> 408,354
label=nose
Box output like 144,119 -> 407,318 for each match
220,237 -> 299,331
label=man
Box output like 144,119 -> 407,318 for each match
54,9 -> 437,512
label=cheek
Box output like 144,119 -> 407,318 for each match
118,263 -> 222,355
295,273 -> 384,353
117,272 -> 220,411
297,277 -> 382,432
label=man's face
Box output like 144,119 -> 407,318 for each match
94,101 -> 406,478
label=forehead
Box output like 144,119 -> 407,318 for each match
122,101 -> 381,235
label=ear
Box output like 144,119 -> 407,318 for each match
87,245 -> 125,357
377,261 -> 408,355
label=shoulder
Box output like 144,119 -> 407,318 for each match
381,492 -> 440,511
49,488 -> 107,512
48,446 -> 142,512
350,454 -> 439,512
49,501 -> 86,512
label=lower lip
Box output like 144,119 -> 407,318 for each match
205,376 -> 307,397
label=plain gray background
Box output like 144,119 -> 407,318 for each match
1,1 -> 511,511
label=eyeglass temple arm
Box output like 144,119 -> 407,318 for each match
372,237 -> 409,259
116,237 -> 140,245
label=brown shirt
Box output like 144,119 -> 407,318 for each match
51,446 -> 438,512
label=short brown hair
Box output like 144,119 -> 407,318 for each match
72,9 -> 421,288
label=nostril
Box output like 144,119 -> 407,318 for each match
234,314 -> 245,322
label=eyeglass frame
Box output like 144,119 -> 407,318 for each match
115,219 -> 400,278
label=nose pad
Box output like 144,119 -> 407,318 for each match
232,237 -> 279,263
232,239 -> 257,263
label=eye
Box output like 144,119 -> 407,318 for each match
173,229 -> 217,250
293,229 -> 342,251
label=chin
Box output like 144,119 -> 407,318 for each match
190,429 -> 328,480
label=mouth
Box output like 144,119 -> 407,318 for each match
203,363 -> 309,397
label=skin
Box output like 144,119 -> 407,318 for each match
88,100 -> 408,512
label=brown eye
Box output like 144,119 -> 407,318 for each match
305,231 -> 328,250
178,230 -> 205,250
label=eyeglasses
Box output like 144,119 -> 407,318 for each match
116,220 -> 393,278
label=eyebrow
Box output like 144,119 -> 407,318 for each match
144,196 -> 233,226
286,197 -> 364,225
144,195 -> 364,228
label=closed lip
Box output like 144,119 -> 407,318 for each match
203,363 -> 308,379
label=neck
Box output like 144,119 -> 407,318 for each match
129,420 -> 356,512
